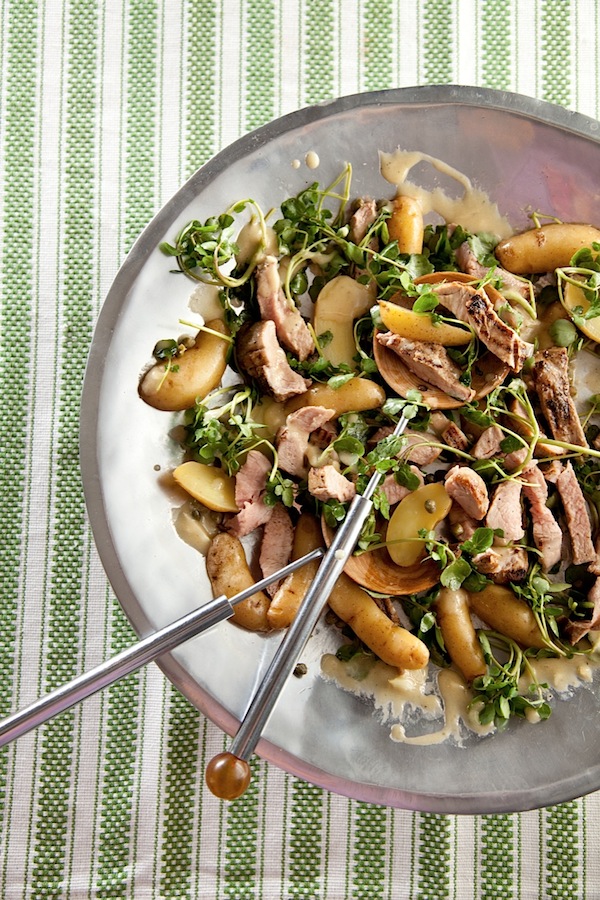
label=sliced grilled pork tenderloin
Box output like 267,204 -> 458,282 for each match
555,461 -> 595,564
307,465 -> 356,503
256,256 -> 314,361
521,464 -> 563,572
276,406 -> 336,478
444,466 -> 489,520
485,480 -> 525,545
236,320 -> 310,402
227,450 -> 273,537
531,347 -> 588,448
432,281 -> 534,371
375,332 -> 475,402
259,503 -> 294,596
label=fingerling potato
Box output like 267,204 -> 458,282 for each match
467,584 -> 546,649
328,573 -> 429,670
206,532 -> 271,632
283,377 -> 386,418
268,514 -> 324,630
387,195 -> 424,255
313,276 -> 375,368
435,587 -> 486,683
139,318 -> 230,411
495,223 -> 600,275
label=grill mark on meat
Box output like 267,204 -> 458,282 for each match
521,464 -> 563,572
375,332 -> 475,402
555,461 -> 595,564
444,466 -> 489,520
308,465 -> 356,503
236,320 -> 310,402
276,406 -> 336,478
531,347 -> 588,448
432,281 -> 534,370
228,449 -> 273,537
256,256 -> 314,361
259,503 -> 294,596
485,480 -> 524,544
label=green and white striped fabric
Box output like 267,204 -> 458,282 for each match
2,1 -> 600,897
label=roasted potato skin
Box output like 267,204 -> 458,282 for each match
435,587 -> 486,683
139,318 -> 230,411
328,574 -> 429,670
467,584 -> 547,649
267,515 -> 323,630
495,223 -> 600,274
206,532 -> 271,632
387,195 -> 424,255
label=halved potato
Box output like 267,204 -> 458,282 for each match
313,275 -> 375,367
378,300 -> 472,346
387,195 -> 424,255
172,461 -> 238,512
139,318 -> 230,411
561,280 -> 600,342
386,483 -> 452,567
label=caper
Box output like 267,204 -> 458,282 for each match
549,317 -> 577,348
424,499 -> 437,513
153,338 -> 179,360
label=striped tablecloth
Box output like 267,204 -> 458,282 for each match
2,1 -> 600,897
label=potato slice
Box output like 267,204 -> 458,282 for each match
378,300 -> 472,346
139,318 -> 230,411
313,276 -> 375,367
206,532 -> 271,631
386,483 -> 452,567
495,223 -> 600,275
561,280 -> 600,342
172,461 -> 238,512
329,572 -> 429,670
283,377 -> 385,418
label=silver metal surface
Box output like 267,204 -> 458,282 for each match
80,85 -> 600,814
0,549 -> 324,748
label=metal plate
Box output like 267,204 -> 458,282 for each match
80,85 -> 600,814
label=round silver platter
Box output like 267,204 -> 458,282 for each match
81,85 -> 600,814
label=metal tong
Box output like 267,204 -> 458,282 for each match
0,415 -> 408,801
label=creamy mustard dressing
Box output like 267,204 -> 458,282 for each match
305,150 -> 320,169
173,501 -> 220,556
235,218 -> 278,263
322,647 -> 600,747
379,149 -> 513,239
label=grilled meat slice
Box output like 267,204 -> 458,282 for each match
444,466 -> 489,520
256,256 -> 314,361
432,281 -> 534,370
566,577 -> 600,644
259,503 -> 294,596
471,545 -> 529,584
455,240 -> 530,299
276,406 -> 336,478
308,465 -> 356,503
521,464 -> 563,572
380,466 -> 424,506
485,480 -> 524,544
555,461 -> 595,564
471,425 -> 505,460
531,347 -> 588,448
228,449 -> 273,537
375,332 -> 475,402
349,198 -> 378,243
237,320 -> 310,402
